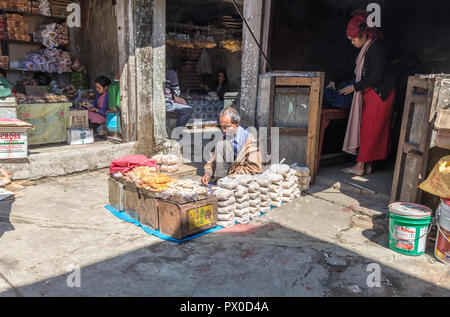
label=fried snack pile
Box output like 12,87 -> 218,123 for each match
221,40 -> 242,53
124,166 -> 177,192
165,179 -> 209,196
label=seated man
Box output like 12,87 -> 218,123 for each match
202,107 -> 262,185
166,69 -> 193,128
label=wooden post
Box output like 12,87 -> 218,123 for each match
116,0 -> 130,142
260,0 -> 272,74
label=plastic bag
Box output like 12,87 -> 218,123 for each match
253,174 -> 271,187
218,213 -> 235,221
218,204 -> 237,215
160,164 -> 179,173
212,187 -> 234,201
419,155 -> 450,198
281,180 -> 295,189
234,208 -> 250,217
0,169 -> 12,187
235,214 -> 250,224
270,164 -> 291,176
248,182 -> 261,193
234,185 -> 248,197
196,48 -> 212,74
271,200 -> 283,208
249,192 -> 260,200
250,211 -> 261,219
218,196 -> 236,207
301,176 -> 311,185
260,187 -> 269,195
236,195 -> 250,203
249,199 -> 261,207
161,154 -> 179,165
232,175 -> 253,186
236,201 -> 250,209
290,165 -> 310,177
218,220 -> 235,228
218,177 -> 238,190
263,170 -> 284,184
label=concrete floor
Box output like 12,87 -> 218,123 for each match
0,169 -> 448,297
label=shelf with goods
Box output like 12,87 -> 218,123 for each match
0,2 -> 70,71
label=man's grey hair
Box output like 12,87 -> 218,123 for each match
220,107 -> 241,124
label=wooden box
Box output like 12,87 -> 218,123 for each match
108,177 -> 124,212
124,182 -> 139,221
70,110 -> 89,129
158,197 -> 218,240
138,188 -> 159,230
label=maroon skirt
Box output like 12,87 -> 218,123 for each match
357,87 -> 396,163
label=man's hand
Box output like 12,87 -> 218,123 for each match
201,174 -> 211,186
338,85 -> 355,96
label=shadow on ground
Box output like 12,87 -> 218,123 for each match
1,220 -> 448,297
0,198 -> 15,239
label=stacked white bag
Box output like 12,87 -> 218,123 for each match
231,175 -> 253,224
280,168 -> 301,202
263,168 -> 284,208
213,180 -> 236,228
253,174 -> 272,214
290,165 -> 311,193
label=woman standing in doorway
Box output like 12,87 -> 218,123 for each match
339,10 -> 395,176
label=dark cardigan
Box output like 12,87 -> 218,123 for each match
354,40 -> 395,101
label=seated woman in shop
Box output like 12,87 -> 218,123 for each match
87,76 -> 111,136
200,70 -> 229,99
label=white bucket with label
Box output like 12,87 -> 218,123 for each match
435,199 -> 450,265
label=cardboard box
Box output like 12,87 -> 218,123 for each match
0,126 -> 30,159
69,110 -> 89,129
67,129 -> 94,145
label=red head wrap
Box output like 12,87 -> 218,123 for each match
346,10 -> 383,40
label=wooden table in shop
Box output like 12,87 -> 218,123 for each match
316,109 -> 350,174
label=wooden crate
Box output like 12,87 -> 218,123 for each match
158,197 -> 218,240
138,188 -> 159,230
124,182 -> 140,221
391,74 -> 450,203
108,177 -> 124,212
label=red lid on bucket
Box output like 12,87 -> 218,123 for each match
441,198 -> 450,206
389,202 -> 433,218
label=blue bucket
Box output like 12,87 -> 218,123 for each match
106,111 -> 121,133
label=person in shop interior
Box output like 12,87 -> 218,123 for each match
165,54 -> 193,128
201,107 -> 262,185
200,70 -> 230,100
0,69 -> 15,96
338,10 -> 396,176
87,75 -> 111,137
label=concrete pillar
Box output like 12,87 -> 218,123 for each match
152,0 -> 167,144
240,0 -> 264,128
135,0 -> 154,156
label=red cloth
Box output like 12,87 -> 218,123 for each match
109,155 -> 157,175
357,87 -> 396,163
346,11 -> 383,40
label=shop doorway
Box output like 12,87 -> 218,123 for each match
267,0 -> 450,202
165,0 -> 243,132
